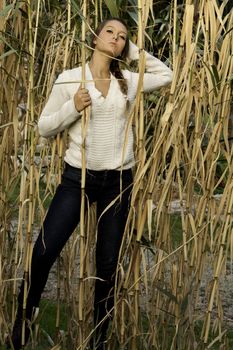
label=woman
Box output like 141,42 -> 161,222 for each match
7,18 -> 172,350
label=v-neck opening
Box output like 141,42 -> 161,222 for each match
87,63 -> 113,100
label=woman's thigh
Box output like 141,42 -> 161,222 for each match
33,174 -> 83,262
95,170 -> 133,278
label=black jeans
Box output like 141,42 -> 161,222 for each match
18,162 -> 133,338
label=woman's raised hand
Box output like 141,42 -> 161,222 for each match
74,85 -> 92,112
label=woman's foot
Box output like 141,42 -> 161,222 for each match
6,318 -> 30,349
89,331 -> 107,350
6,305 -> 37,350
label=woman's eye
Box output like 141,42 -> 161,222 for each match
120,36 -> 126,40
106,29 -> 113,33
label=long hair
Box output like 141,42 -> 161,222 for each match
90,18 -> 129,95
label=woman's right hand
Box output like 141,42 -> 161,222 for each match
74,85 -> 92,112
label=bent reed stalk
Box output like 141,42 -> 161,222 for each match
0,0 -> 232,349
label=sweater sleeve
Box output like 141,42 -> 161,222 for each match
38,70 -> 81,138
126,41 -> 173,94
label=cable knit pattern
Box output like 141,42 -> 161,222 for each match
38,42 -> 173,170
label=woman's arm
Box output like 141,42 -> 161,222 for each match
126,41 -> 173,94
38,70 -> 81,138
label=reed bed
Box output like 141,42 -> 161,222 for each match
0,0 -> 232,349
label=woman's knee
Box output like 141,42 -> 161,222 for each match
96,257 -> 118,282
32,234 -> 58,267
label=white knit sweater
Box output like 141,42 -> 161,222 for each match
38,42 -> 173,170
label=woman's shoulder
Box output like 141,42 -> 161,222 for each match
56,66 -> 82,82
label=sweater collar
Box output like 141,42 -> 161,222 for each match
85,62 -> 115,100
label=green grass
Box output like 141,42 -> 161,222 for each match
1,299 -> 68,350
170,213 -> 183,248
36,299 -> 68,346
140,316 -> 233,350
193,321 -> 233,350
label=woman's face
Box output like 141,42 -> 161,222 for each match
93,20 -> 128,58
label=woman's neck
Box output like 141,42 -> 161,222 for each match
89,51 -> 112,78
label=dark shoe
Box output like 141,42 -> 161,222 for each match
6,319 -> 30,349
6,306 -> 37,350
89,340 -> 106,350
90,335 -> 107,350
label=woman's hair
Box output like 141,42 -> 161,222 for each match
90,18 -> 129,95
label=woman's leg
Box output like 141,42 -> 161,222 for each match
94,170 -> 133,346
18,177 -> 83,308
9,167 -> 87,349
